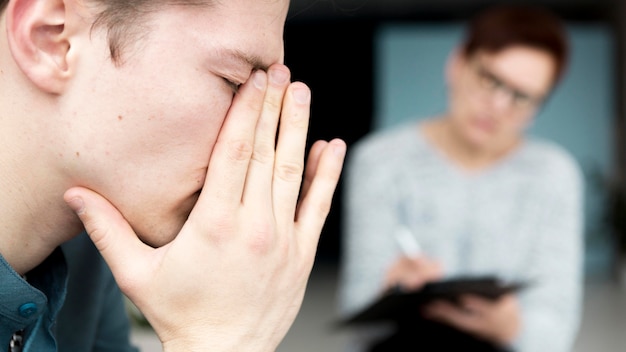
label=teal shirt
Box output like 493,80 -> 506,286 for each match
1,232 -> 139,352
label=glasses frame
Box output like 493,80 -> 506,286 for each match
470,59 -> 547,112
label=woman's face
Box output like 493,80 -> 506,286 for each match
446,45 -> 556,151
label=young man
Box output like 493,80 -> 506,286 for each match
338,4 -> 582,352
0,0 -> 346,351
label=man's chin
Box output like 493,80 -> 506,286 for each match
135,223 -> 182,248
130,198 -> 195,248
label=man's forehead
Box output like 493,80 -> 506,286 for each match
212,1 -> 287,68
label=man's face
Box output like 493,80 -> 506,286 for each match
60,0 -> 289,246
447,46 -> 556,150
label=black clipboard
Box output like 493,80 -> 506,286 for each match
339,275 -> 527,326
336,276 -> 526,352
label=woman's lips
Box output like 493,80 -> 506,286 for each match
471,116 -> 496,134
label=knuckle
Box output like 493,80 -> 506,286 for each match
205,217 -> 236,244
284,111 -> 309,129
227,139 -> 253,161
189,214 -> 235,245
247,222 -> 276,255
251,144 -> 274,165
243,93 -> 264,112
263,96 -> 283,113
275,160 -> 304,182
86,226 -> 110,251
314,198 -> 333,219
297,197 -> 332,223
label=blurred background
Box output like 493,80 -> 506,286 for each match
131,0 -> 626,351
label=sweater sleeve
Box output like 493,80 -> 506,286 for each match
513,153 -> 585,352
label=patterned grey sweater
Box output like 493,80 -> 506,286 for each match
337,119 -> 584,352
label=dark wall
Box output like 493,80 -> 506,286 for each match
288,0 -> 615,23
284,1 -> 619,265
284,18 -> 376,263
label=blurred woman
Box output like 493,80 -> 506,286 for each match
337,5 -> 584,352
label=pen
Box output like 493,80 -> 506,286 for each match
394,196 -> 422,259
394,224 -> 422,259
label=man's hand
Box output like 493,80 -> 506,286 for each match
64,64 -> 346,352
423,293 -> 521,347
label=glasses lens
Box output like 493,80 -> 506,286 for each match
473,62 -> 541,110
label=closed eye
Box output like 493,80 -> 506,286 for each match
223,78 -> 242,94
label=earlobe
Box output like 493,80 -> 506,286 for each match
6,0 -> 71,94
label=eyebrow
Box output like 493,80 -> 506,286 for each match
223,49 -> 270,72
480,65 -> 545,100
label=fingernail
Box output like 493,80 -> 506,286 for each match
253,70 -> 267,90
270,69 -> 289,85
293,87 -> 310,104
66,197 -> 85,215
333,141 -> 346,157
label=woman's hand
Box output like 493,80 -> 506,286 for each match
423,293 -> 521,347
384,255 -> 444,291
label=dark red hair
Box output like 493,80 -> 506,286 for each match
461,4 -> 570,84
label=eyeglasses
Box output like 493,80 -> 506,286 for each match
471,61 -> 545,111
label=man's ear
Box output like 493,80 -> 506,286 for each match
6,0 -> 73,94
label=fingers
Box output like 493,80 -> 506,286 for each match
271,81 -> 312,226
460,295 -> 492,313
63,187 -> 150,290
59,63 -> 345,352
189,61 -> 345,255
424,295 -> 520,345
424,299 -> 480,329
196,70 -> 268,214
294,138 -> 346,248
424,296 -> 499,328
243,65 -> 291,206
299,140 -> 329,203
384,255 -> 444,291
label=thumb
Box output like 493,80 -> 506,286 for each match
64,187 -> 150,286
